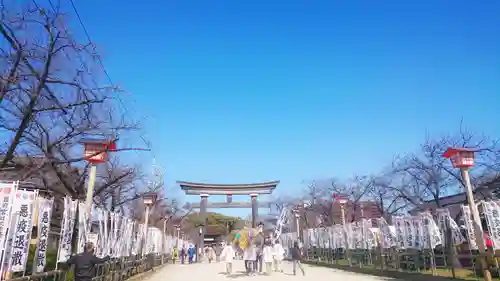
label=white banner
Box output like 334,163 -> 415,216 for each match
336,225 -> 347,249
96,208 -> 105,257
87,233 -> 99,248
377,217 -> 396,248
420,212 -> 442,249
392,216 -> 406,248
483,201 -> 500,249
9,190 -> 37,272
411,216 -> 422,249
436,209 -> 448,247
363,219 -> 377,249
57,197 -> 78,263
462,205 -> 478,249
103,210 -> 109,256
351,222 -> 363,249
34,197 -> 53,273
77,202 -> 88,254
403,217 -> 415,248
0,182 -> 16,254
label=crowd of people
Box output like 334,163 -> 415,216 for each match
64,231 -> 304,281
169,226 -> 305,276
170,244 -> 198,264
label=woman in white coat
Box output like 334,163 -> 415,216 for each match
262,238 -> 274,275
220,242 -> 235,275
272,241 -> 284,272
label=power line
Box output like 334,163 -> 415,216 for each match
67,0 -> 113,85
44,0 -> 153,152
66,0 -> 147,141
66,0 -> 130,117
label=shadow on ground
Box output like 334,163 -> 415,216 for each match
224,270 -> 248,279
304,261 -> 476,281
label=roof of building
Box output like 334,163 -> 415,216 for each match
177,180 -> 279,195
0,156 -> 85,198
187,201 -> 271,208
410,175 -> 500,219
205,224 -> 227,235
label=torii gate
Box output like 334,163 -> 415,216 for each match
178,181 -> 279,256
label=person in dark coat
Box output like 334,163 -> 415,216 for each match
180,247 -> 186,264
290,241 -> 305,276
255,222 -> 265,273
66,242 -> 109,281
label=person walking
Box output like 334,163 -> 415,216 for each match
207,245 -> 216,263
255,222 -> 265,273
243,243 -> 257,275
171,247 -> 178,264
66,242 -> 109,281
188,245 -> 195,264
220,242 -> 235,275
272,241 -> 284,272
215,243 -> 222,262
262,237 -> 274,275
180,247 -> 186,264
290,241 -> 305,276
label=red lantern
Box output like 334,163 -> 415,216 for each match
332,193 -> 348,204
81,138 -> 117,164
443,147 -> 478,168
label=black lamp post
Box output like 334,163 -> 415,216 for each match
195,223 -> 205,263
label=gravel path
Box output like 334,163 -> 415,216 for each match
144,260 -> 394,281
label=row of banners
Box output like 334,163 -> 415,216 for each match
278,201 -> 500,251
0,181 -> 188,275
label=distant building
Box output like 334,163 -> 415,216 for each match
410,175 -> 500,219
0,156 -> 87,249
285,199 -> 383,233
331,200 -> 382,223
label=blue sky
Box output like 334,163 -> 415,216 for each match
61,0 -> 498,217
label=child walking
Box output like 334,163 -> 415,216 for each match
220,242 -> 235,275
262,238 -> 274,275
272,241 -> 284,272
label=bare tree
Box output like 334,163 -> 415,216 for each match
95,156 -> 145,211
392,127 -> 499,211
0,1 -> 143,203
330,175 -> 373,222
369,173 -> 409,219
297,179 -> 339,227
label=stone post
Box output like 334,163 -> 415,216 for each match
251,193 -> 258,228
199,194 -> 209,262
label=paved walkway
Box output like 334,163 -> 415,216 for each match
144,260 -> 393,281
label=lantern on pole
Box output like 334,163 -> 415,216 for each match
141,192 -> 158,256
332,194 -> 348,225
80,138 -> 117,217
81,138 -> 117,164
443,147 -> 477,168
443,147 -> 492,281
196,223 -> 205,236
174,224 -> 181,247
142,192 -> 158,207
332,193 -> 348,204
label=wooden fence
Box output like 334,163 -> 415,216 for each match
8,254 -> 168,281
